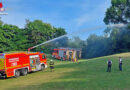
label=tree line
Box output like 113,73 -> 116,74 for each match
0,19 -> 66,52
81,0 -> 130,58
52,24 -> 130,59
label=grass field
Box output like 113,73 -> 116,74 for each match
0,53 -> 130,90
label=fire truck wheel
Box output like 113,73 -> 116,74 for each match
15,70 -> 20,77
21,69 -> 28,76
41,64 -> 45,71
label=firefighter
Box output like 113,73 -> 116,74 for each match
73,57 -> 77,62
73,57 -> 79,64
76,57 -> 79,64
119,57 -> 122,71
64,55 -> 67,61
49,60 -> 54,72
107,59 -> 112,72
69,55 -> 71,61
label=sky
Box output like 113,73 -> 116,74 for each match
1,0 -> 111,39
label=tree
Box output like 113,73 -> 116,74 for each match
104,0 -> 130,24
25,20 -> 66,52
0,19 -> 66,52
83,34 -> 113,58
0,24 -> 20,51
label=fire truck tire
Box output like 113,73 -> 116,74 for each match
21,68 -> 28,76
41,64 -> 45,71
15,70 -> 20,77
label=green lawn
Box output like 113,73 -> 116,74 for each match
0,53 -> 130,90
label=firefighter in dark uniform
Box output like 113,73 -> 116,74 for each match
49,60 -> 54,72
107,59 -> 112,72
119,57 -> 122,71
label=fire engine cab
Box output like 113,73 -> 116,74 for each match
0,52 -> 47,78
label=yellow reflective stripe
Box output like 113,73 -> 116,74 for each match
7,65 -> 22,69
41,61 -> 44,63
23,64 -> 29,66
7,64 -> 30,69
0,58 -> 4,69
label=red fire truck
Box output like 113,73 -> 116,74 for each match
0,52 -> 47,78
52,48 -> 82,61
52,48 -> 66,60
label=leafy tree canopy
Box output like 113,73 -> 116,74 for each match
104,0 -> 130,24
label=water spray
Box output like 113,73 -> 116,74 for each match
28,23 -> 126,52
28,35 -> 67,52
